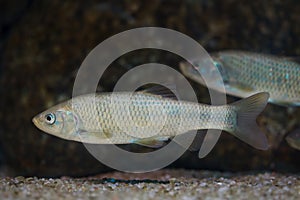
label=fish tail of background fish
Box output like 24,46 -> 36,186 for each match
225,92 -> 269,150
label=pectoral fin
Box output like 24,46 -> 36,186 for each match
76,129 -> 113,144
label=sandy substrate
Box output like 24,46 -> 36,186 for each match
0,170 -> 299,200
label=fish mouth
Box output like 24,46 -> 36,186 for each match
32,117 -> 38,126
32,117 -> 42,130
32,116 -> 51,135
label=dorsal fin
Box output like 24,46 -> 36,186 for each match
140,84 -> 178,100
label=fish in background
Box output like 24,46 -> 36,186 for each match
32,89 -> 269,152
180,50 -> 300,106
180,50 -> 300,150
285,128 -> 300,150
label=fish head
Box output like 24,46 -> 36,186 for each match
32,102 -> 78,140
179,58 -> 229,90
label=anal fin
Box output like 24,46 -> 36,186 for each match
187,130 -> 207,151
134,136 -> 169,148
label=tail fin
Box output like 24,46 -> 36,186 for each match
230,92 -> 270,150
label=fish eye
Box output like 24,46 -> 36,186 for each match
45,113 -> 56,125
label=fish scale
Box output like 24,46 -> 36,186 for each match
71,93 -> 233,143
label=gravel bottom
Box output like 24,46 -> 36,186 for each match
0,170 -> 299,200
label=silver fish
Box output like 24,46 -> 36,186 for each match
32,91 -> 269,150
180,50 -> 300,106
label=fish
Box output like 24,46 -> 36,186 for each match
180,50 -> 300,106
285,129 -> 300,150
32,90 -> 269,150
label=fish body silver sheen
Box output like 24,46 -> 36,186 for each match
32,91 -> 269,150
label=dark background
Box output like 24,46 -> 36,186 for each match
0,0 -> 299,177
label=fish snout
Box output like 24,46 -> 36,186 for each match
32,116 -> 38,126
32,115 -> 43,129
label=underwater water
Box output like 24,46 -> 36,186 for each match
0,0 -> 299,199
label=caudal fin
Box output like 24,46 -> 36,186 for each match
230,92 -> 270,150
